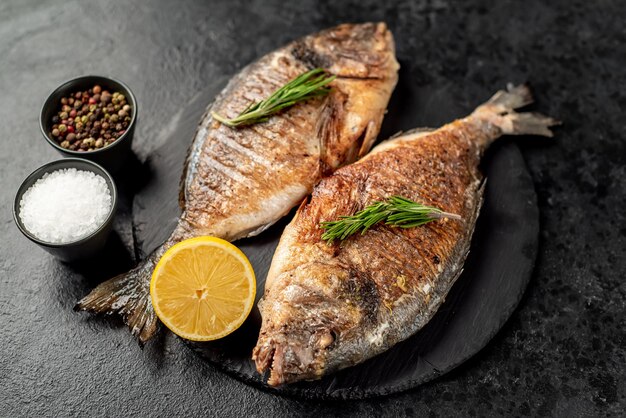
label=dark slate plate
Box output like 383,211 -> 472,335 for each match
133,67 -> 539,400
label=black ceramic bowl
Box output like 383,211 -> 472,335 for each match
40,75 -> 137,172
13,158 -> 118,262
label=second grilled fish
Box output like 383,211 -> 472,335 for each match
76,23 -> 399,343
253,84 -> 558,386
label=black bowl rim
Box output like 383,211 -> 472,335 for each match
39,75 -> 138,156
13,158 -> 118,248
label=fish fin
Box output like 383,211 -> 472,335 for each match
393,127 -> 435,138
476,83 -> 560,137
505,112 -> 560,137
357,120 -> 380,158
482,83 -> 534,110
317,94 -> 341,174
386,127 -> 435,141
74,254 -> 160,345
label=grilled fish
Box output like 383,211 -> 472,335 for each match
253,84 -> 558,385
76,23 -> 399,343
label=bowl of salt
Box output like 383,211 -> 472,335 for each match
13,158 -> 117,262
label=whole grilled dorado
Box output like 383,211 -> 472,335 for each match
253,84 -> 558,386
76,23 -> 399,343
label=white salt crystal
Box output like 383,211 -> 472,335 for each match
19,168 -> 112,244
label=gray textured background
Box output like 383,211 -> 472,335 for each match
1,0 -> 624,416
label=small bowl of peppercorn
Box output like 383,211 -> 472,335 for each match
40,75 -> 137,172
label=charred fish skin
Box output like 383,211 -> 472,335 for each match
75,23 -> 399,344
253,84 -> 559,386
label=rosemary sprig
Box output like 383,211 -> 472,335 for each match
211,68 -> 336,127
320,196 -> 461,243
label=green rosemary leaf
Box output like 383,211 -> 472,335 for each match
211,68 -> 336,127
320,196 -> 461,243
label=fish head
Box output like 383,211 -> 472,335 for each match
292,22 -> 399,79
253,264 -> 366,386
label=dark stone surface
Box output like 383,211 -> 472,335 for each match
0,0 -> 624,416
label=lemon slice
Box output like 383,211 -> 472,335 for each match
150,236 -> 256,341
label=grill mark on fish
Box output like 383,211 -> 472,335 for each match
245,123 -> 316,166
255,70 -> 292,89
253,84 -> 558,386
248,125 -> 293,151
211,129 -> 276,170
271,114 -> 302,134
218,77 -> 287,118
241,91 -> 273,104
249,126 -> 310,157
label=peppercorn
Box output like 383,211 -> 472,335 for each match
50,84 -> 131,151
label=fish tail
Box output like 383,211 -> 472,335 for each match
74,253 -> 160,344
476,83 -> 560,138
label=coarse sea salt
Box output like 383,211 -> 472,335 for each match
19,168 -> 112,244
